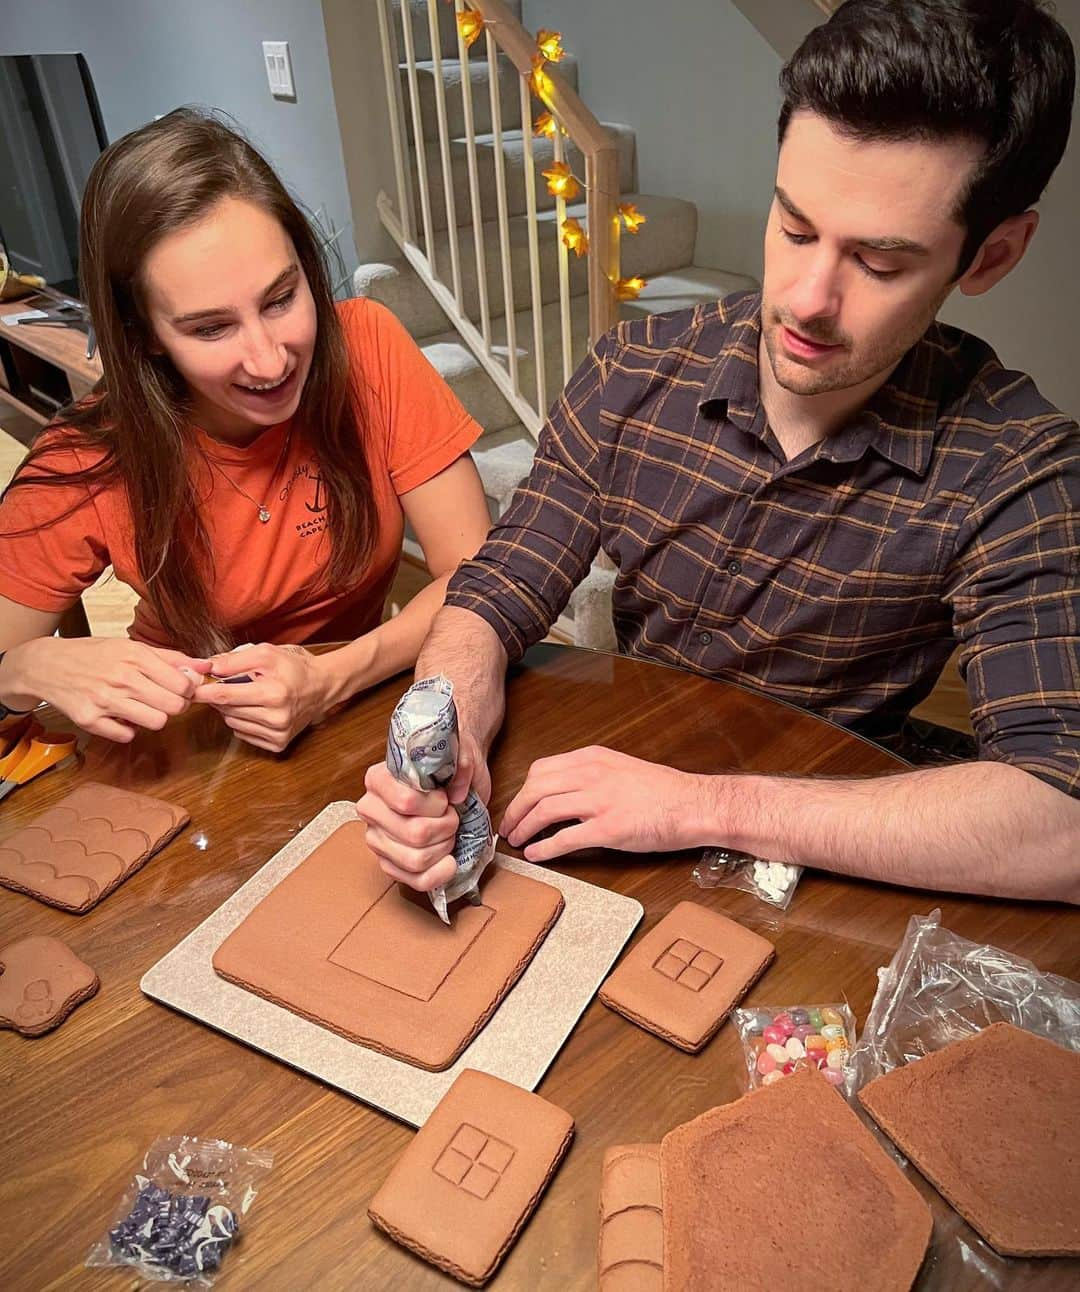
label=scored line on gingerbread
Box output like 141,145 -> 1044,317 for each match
652,939 -> 723,992
432,1123 -> 516,1200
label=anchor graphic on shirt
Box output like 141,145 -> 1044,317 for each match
306,472 -> 327,514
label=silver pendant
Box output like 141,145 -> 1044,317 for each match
258,507 -> 271,523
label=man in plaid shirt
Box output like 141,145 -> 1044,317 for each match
361,0 -> 1079,902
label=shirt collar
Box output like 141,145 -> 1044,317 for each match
698,294 -> 947,479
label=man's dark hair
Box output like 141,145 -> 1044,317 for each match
778,0 -> 1076,276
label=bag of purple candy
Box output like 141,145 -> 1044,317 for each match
733,1002 -> 857,1097
86,1135 -> 272,1285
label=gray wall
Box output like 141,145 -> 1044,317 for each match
0,0 -> 360,278
524,0 -> 1080,415
938,6 -> 1080,417
321,0 -> 398,269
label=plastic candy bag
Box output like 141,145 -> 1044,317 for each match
386,675 -> 495,923
733,1001 -> 857,1096
692,847 -> 803,910
854,908 -> 1080,1087
86,1135 -> 272,1285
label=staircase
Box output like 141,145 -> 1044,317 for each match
355,0 -> 757,648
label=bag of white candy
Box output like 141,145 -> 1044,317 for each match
692,847 -> 803,910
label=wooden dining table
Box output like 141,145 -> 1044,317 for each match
1,641 -> 1077,1291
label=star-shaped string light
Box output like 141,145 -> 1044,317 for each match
536,29 -> 566,62
533,111 -> 562,138
618,203 -> 647,234
542,161 -> 581,202
613,276 -> 646,301
456,9 -> 484,47
560,217 -> 589,257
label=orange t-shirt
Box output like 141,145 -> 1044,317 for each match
0,299 -> 481,646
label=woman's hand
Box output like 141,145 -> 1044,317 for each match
1,636 -> 210,742
193,643 -> 333,753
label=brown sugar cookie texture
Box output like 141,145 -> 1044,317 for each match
662,1069 -> 931,1291
0,782 -> 189,914
0,936 -> 98,1036
598,1143 -> 663,1292
598,900 -> 774,1051
858,1022 -> 1080,1258
213,821 -> 563,1071
368,1068 -> 574,1287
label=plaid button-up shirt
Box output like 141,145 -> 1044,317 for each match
446,291 -> 1080,798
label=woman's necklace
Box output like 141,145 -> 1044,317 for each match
206,426 -> 294,524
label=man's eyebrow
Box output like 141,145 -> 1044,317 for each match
774,187 -> 930,256
171,263 -> 300,324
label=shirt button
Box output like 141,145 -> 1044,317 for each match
699,631 -> 713,645
727,559 -> 742,575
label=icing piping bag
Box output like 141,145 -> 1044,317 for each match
384,675 -> 495,923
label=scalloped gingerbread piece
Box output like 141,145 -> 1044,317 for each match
598,1143 -> 663,1291
0,936 -> 99,1036
0,783 -> 189,913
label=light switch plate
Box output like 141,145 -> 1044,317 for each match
262,40 -> 295,100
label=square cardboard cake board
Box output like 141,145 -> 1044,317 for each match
142,802 -> 643,1127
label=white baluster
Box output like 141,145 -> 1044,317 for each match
456,0 -> 491,352
427,0 -> 462,309
374,0 -> 414,242
552,128 -> 573,386
399,0 -> 438,277
486,25 -> 518,395
519,77 -> 547,420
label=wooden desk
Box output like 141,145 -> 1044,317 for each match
0,298 -> 101,438
1,644 -> 1076,1290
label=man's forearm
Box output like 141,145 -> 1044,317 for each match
699,761 -> 1080,903
416,606 -> 508,757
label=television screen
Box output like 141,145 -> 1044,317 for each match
0,53 -> 107,298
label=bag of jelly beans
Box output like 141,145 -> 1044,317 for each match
733,1003 -> 857,1097
86,1135 -> 272,1285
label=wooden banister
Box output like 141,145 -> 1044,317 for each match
471,0 -> 619,337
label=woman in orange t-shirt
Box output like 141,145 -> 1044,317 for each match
0,110 -> 491,752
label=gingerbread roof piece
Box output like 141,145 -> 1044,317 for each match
859,1022 -> 1080,1257
662,1068 -> 931,1290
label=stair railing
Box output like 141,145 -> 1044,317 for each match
374,0 -> 621,438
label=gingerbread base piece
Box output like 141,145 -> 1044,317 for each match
0,936 -> 98,1036
212,822 -> 564,1071
599,901 -> 774,1051
369,1069 -> 574,1287
0,783 -> 189,913
859,1022 -> 1080,1258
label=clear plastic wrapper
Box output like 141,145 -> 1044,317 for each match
733,1001 -> 857,1096
86,1135 -> 272,1285
385,674 -> 495,923
692,846 -> 804,909
855,907 -> 1080,1087
851,910 -> 1080,1287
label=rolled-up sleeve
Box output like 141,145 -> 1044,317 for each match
947,419 -> 1080,797
445,334 -> 610,661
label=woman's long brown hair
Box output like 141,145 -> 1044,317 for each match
4,108 -> 378,654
